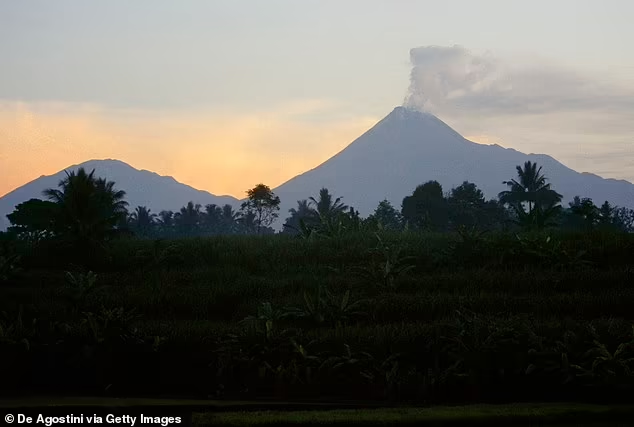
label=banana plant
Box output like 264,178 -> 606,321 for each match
282,286 -> 368,327
240,302 -> 287,340
574,326 -> 634,382
284,218 -> 319,240
352,233 -> 416,290
515,234 -> 591,270
62,269 -> 100,311
261,339 -> 322,385
318,344 -> 376,383
0,305 -> 34,351
82,306 -> 142,346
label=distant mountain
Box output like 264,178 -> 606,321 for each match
272,106 -> 634,227
3,108 -> 633,232
0,159 -> 240,231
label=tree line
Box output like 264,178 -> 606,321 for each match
3,161 -> 634,247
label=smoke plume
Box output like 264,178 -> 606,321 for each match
403,45 -> 511,113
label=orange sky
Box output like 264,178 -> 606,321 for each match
0,100 -> 378,198
2,100 -> 632,200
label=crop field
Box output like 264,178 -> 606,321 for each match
1,230 -> 634,404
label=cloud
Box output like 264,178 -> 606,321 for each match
404,45 -> 634,123
403,45 -> 634,184
404,45 -> 510,113
0,99 -> 378,198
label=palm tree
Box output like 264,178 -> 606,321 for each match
289,199 -> 313,218
283,199 -> 318,234
498,161 -> 563,230
220,204 -> 240,233
498,161 -> 563,215
203,204 -> 223,234
308,188 -> 348,223
129,206 -> 157,236
157,210 -> 175,231
42,167 -> 128,244
174,201 -> 202,235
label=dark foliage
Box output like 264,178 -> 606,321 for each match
3,161 -> 634,403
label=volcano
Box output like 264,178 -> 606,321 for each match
2,107 -> 633,231
271,106 -> 634,225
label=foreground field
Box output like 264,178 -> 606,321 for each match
1,230 -> 633,403
196,404 -> 634,426
2,399 -> 634,427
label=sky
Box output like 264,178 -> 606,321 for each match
1,0 -> 633,198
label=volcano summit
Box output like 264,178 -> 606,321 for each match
271,106 -> 634,225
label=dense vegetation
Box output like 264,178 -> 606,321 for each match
1,161 -> 633,404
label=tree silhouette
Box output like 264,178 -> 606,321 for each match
598,201 -> 615,228
6,198 -> 59,242
175,202 -> 202,235
449,182 -> 485,207
240,184 -> 280,234
567,196 -> 600,230
283,199 -> 318,234
308,188 -> 348,223
447,181 -> 486,229
613,207 -> 634,233
203,203 -> 223,234
42,167 -> 128,245
220,204 -> 240,234
129,206 -> 157,237
157,210 -> 175,233
498,161 -> 562,229
401,181 -> 448,231
499,161 -> 562,214
366,200 -> 402,230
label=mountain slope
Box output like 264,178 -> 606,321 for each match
272,106 -> 634,226
0,159 -> 240,231
3,108 -> 632,232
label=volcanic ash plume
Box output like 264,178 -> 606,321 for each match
403,45 -> 510,114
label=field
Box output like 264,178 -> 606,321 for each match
1,230 -> 634,404
3,400 -> 634,426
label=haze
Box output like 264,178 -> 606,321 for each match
1,0 -> 633,198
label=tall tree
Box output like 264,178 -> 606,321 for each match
283,199 -> 317,234
175,202 -> 202,235
499,161 -> 563,214
401,180 -> 448,231
6,198 -> 59,242
567,196 -> 600,230
42,167 -> 128,245
157,210 -> 175,233
240,184 -> 281,234
598,201 -> 615,228
613,207 -> 634,233
447,181 -> 486,229
308,188 -> 348,223
366,199 -> 402,230
220,204 -> 240,234
498,161 -> 563,229
129,206 -> 157,237
203,204 -> 223,234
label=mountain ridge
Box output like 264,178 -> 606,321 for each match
1,106 -> 633,231
270,106 -> 634,228
0,159 -> 241,231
